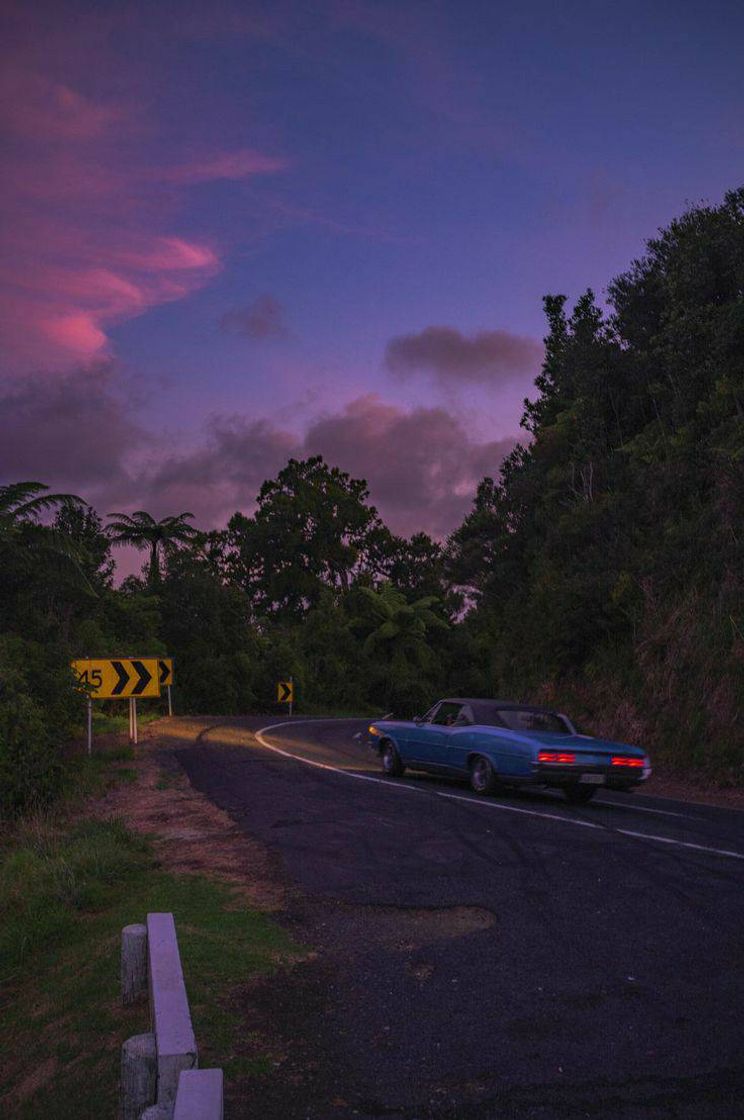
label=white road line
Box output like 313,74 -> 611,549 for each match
246,721 -> 744,863
594,799 -> 690,820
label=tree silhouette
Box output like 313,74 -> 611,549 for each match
106,510 -> 197,587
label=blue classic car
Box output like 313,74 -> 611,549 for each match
367,698 -> 651,803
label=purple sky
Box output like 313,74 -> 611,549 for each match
2,0 -> 743,558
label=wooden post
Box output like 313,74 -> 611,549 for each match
121,923 -> 148,1005
120,1032 -> 157,1120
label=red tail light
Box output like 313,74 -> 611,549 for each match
538,750 -> 576,764
611,756 -> 644,767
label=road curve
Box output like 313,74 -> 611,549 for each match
175,716 -> 744,1120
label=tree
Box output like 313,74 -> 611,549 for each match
53,500 -> 114,590
352,583 -> 449,714
0,482 -> 93,600
0,481 -> 84,540
106,510 -> 198,587
225,457 -> 383,617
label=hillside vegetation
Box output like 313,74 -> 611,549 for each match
2,189 -> 743,812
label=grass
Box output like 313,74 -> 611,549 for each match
89,707 -> 163,736
0,785 -> 299,1117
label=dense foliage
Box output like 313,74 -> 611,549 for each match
1,190 -> 743,811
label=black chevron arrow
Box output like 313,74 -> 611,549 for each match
159,660 -> 168,686
278,681 -> 292,703
111,660 -> 129,695
131,660 -> 153,695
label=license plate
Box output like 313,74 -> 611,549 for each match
580,773 -> 604,785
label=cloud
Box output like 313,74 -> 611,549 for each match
162,149 -> 289,185
132,395 -> 515,538
385,326 -> 543,386
0,68 -> 124,141
0,365 -> 144,496
131,417 -> 298,524
303,395 -> 517,537
0,373 -> 517,543
219,295 -> 290,339
0,27 -> 286,374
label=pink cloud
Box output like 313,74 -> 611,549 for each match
0,68 -> 124,141
0,230 -> 221,366
164,149 -> 288,184
0,368 -> 518,544
0,24 -> 286,374
304,395 -> 517,537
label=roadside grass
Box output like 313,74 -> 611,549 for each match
0,775 -> 300,1118
89,706 -> 163,736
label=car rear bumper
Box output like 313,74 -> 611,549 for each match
533,762 -> 650,791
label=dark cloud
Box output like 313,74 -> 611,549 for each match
0,364 -> 144,497
385,325 -> 543,385
131,416 -> 298,525
0,374 -> 517,543
218,294 -> 290,340
303,395 -> 517,538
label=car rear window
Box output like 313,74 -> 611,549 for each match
491,708 -> 571,733
472,698 -> 571,734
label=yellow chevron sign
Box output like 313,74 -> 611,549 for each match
158,658 -> 174,688
277,680 -> 294,704
72,658 -> 161,699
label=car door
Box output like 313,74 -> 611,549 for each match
444,704 -> 476,774
408,702 -> 463,769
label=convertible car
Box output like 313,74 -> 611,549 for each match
366,698 -> 651,803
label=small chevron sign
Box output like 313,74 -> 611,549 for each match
72,658 -> 161,699
158,658 -> 174,688
277,680 -> 294,704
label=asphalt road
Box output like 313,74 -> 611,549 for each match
176,717 -> 744,1120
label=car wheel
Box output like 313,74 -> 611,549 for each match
469,755 -> 497,795
564,785 -> 598,804
381,740 -> 404,777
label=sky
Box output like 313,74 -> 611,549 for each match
1,0 -> 743,558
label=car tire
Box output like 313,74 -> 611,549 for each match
564,785 -> 598,804
381,740 -> 404,777
469,755 -> 497,795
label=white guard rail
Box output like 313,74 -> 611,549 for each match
120,912 -> 223,1120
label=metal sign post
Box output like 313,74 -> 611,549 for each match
167,685 -> 173,717
87,697 -> 93,757
132,698 -> 138,745
289,675 -> 294,717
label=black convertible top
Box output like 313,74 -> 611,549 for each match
441,698 -> 562,725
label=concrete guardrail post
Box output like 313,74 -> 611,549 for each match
174,1069 -> 224,1120
120,913 -> 219,1120
119,1032 -> 157,1120
122,923 -> 148,1005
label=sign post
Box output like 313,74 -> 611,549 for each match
87,697 -> 93,757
